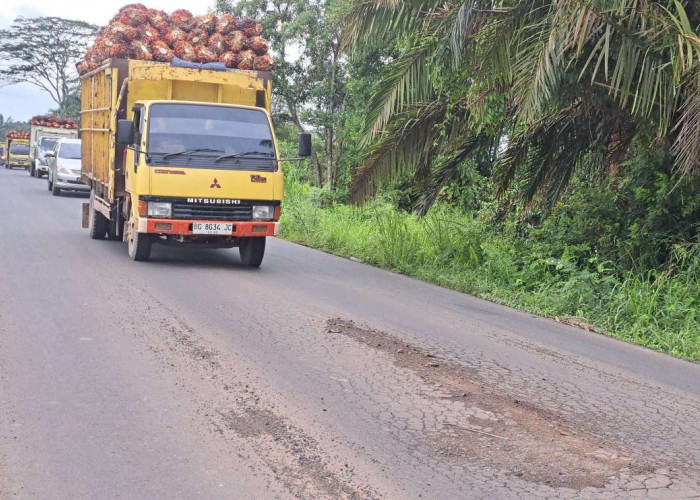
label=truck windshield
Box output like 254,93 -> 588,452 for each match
147,104 -> 276,171
58,143 -> 81,159
10,144 -> 29,155
39,137 -> 58,151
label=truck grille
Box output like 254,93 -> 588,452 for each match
172,201 -> 253,221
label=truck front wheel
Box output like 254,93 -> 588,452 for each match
128,230 -> 152,262
239,237 -> 266,267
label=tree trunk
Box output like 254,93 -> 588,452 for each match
286,97 -> 323,187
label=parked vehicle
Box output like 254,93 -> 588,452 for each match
5,138 -> 30,170
80,58 -> 310,266
46,138 -> 89,196
30,125 -> 78,178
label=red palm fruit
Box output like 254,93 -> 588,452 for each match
247,36 -> 269,56
107,22 -> 138,42
220,51 -> 240,68
253,54 -> 274,71
171,9 -> 195,29
196,45 -> 217,64
147,9 -> 170,33
77,61 -> 90,75
151,40 -> 174,62
196,13 -> 217,34
174,41 -> 197,62
106,40 -> 129,59
164,28 -> 186,45
227,31 -> 245,53
238,49 -> 255,70
217,14 -> 236,35
187,29 -> 209,46
237,19 -> 258,37
138,23 -> 159,44
207,33 -> 226,55
110,3 -> 147,23
130,40 -> 153,61
119,7 -> 147,27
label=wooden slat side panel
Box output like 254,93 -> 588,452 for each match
80,67 -> 113,195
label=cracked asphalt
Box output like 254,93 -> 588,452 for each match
1,167 -> 699,499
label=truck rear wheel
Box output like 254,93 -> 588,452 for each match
88,191 -> 108,239
128,230 -> 152,261
239,237 -> 266,267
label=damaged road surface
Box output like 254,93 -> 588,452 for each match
1,169 -> 699,499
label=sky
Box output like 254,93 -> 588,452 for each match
0,0 -> 210,122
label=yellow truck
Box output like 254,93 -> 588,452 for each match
80,58 -> 310,266
5,138 -> 31,170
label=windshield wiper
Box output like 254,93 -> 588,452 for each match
214,151 -> 275,163
162,148 -> 224,160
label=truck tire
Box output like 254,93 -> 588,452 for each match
88,191 -> 108,240
128,230 -> 152,261
239,237 -> 266,267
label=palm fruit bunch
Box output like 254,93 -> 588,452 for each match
77,5 -> 274,74
6,130 -> 31,140
29,115 -> 78,130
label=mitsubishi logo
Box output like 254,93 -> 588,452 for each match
210,178 -> 221,189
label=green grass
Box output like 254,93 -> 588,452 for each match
280,182 -> 700,362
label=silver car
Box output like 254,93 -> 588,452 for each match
46,138 -> 89,196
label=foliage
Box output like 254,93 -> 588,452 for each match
281,179 -> 700,361
344,0 -> 700,210
0,17 -> 97,114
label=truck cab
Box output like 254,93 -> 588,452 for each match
6,139 -> 30,170
118,100 -> 284,264
34,136 -> 60,177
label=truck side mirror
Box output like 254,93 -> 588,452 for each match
298,133 -> 312,158
116,120 -> 135,146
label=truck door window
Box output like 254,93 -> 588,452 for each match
133,107 -> 144,165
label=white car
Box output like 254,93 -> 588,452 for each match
46,138 -> 89,196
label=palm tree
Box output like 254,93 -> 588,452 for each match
345,0 -> 700,211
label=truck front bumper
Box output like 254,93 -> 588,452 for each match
139,219 -> 280,237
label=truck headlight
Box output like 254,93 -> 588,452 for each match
252,205 -> 274,220
147,202 -> 172,218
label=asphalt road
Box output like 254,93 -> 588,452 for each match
1,167 -> 699,499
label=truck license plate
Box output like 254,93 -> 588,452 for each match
192,222 -> 233,235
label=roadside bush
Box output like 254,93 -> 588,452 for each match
281,180 -> 700,362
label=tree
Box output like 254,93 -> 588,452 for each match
217,0 -> 367,191
0,17 -> 97,115
345,0 -> 700,211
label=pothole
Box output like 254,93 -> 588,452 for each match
327,318 -> 650,489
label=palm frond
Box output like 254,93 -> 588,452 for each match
363,36 -> 437,141
351,100 -> 447,204
414,131 -> 491,215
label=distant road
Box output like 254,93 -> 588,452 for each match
1,168 -> 699,499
